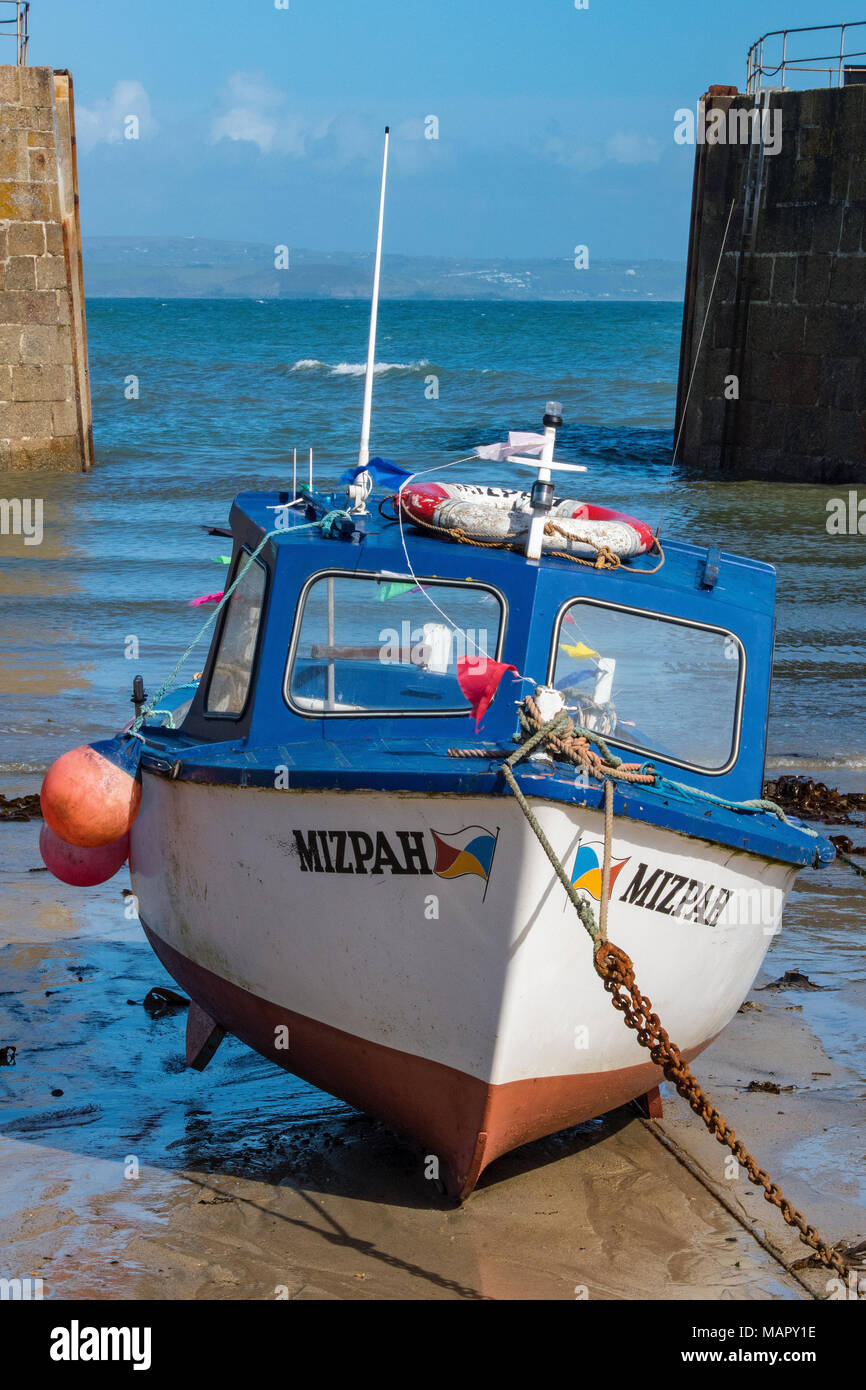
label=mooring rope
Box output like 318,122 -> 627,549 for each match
128,514 -> 341,736
599,777 -> 614,939
498,719 -> 603,944
652,774 -> 821,838
835,848 -> 866,880
476,696 -> 821,837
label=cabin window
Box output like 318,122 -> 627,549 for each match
205,554 -> 267,716
287,571 -> 505,717
550,599 -> 743,773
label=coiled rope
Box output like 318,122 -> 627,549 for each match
398,503 -> 666,574
517,695 -> 656,784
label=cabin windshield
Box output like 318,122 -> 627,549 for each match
287,571 -> 504,716
550,599 -> 743,773
206,554 -> 267,716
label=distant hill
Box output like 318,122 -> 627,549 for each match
83,237 -> 685,302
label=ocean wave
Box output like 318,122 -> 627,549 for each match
765,755 -> 866,771
290,358 -> 430,376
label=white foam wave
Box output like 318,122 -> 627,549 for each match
765,755 -> 866,771
290,358 -> 430,376
331,360 -> 429,376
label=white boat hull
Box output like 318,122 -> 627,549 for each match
130,776 -> 797,1195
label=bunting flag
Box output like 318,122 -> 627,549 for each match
457,656 -> 518,729
559,641 -> 599,661
188,591 -> 224,608
377,581 -> 418,601
339,457 -> 414,487
474,431 -> 547,462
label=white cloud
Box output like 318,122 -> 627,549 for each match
537,122 -> 663,172
604,131 -> 662,165
314,112 -> 377,166
537,126 -> 604,173
209,72 -> 409,170
210,72 -> 324,156
77,81 -> 156,151
211,72 -> 284,153
75,77 -> 664,188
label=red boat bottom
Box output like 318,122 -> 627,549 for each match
142,922 -> 710,1199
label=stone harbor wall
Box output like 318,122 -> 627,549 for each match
676,83 -> 866,482
0,64 -> 92,472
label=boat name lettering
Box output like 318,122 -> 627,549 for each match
619,862 -> 733,925
293,829 -> 432,876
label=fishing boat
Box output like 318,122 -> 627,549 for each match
112,427 -> 829,1198
38,131 -> 833,1200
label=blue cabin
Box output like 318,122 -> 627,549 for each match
138,487 -> 830,871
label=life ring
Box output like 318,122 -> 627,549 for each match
397,483 -> 655,559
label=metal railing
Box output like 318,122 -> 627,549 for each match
746,21 -> 866,93
0,1 -> 28,66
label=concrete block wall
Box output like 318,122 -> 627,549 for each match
676,84 -> 866,482
0,64 -> 92,471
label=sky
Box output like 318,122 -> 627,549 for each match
23,0 -> 848,260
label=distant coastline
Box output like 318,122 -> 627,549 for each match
83,237 -> 686,302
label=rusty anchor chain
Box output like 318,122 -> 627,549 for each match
502,704 -> 860,1290
593,937 -> 852,1281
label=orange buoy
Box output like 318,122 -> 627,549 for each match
39,821 -> 129,887
40,736 -> 142,849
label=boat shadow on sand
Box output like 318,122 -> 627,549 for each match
0,932 -> 636,1212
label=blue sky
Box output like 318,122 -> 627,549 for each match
27,0 -> 844,259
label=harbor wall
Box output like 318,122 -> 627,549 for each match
0,64 -> 92,472
676,83 -> 866,482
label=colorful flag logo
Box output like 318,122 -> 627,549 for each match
432,826 -> 499,890
570,840 -> 630,901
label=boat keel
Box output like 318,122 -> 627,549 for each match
185,999 -> 225,1072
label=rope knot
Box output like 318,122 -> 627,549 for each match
517,694 -> 655,786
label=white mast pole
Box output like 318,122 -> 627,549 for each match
526,401 -> 561,561
351,125 -> 389,512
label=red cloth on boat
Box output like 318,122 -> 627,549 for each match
457,657 -> 518,729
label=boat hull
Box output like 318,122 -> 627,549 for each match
130,777 -> 798,1196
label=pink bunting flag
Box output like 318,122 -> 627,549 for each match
188,591 -> 224,607
457,656 -> 518,729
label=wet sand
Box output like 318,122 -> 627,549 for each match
1,808 -> 863,1301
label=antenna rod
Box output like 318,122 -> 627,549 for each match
357,126 -> 390,474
